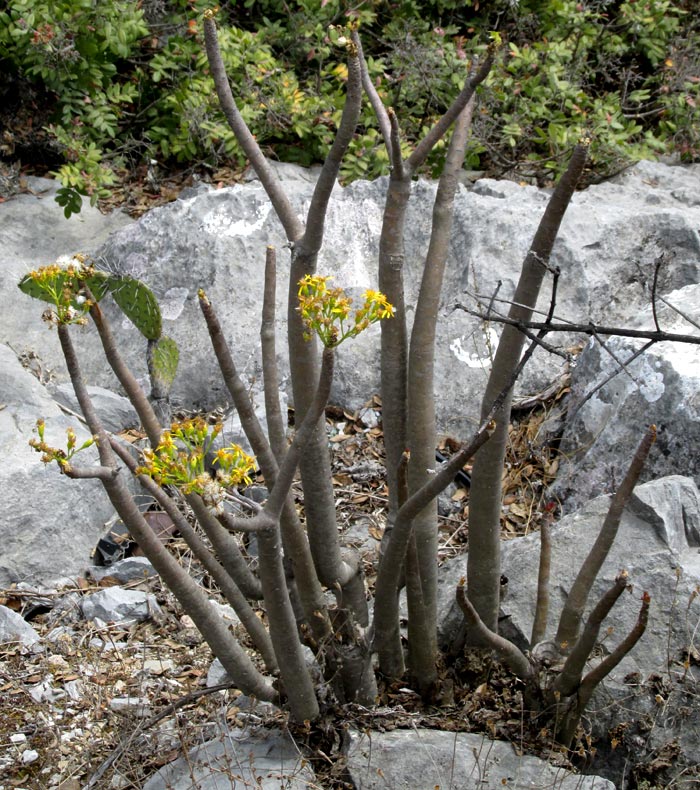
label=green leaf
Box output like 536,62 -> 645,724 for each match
55,186 -> 83,218
149,335 -> 179,390
108,276 -> 162,340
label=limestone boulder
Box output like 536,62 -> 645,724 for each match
0,343 -> 115,587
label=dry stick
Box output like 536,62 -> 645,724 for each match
109,439 -> 277,672
555,425 -> 657,648
404,96 -> 476,694
591,327 -> 647,388
198,292 -> 333,642
456,302 -> 572,359
452,307 -> 700,345
650,253 -> 664,333
456,581 -> 535,680
659,294 -> 700,333
467,142 -> 589,633
57,323 -> 275,703
565,340 -> 655,428
554,571 -> 630,698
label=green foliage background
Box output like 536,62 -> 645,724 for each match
1,0 -> 697,213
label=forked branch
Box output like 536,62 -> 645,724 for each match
555,425 -> 656,647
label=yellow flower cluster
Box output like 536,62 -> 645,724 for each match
297,275 -> 394,348
136,418 -> 255,509
29,418 -> 96,469
27,255 -> 95,326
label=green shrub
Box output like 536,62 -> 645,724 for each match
0,0 -> 697,215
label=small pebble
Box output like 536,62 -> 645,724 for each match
21,749 -> 39,764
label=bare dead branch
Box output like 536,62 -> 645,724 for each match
591,328 -> 646,388
651,253 -> 664,334
453,304 -> 700,345
565,340 -> 655,431
659,295 -> 700,333
456,301 -> 569,358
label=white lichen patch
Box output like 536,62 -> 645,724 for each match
201,199 -> 272,238
449,327 -> 498,368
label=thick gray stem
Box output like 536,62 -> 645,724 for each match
467,143 -> 589,632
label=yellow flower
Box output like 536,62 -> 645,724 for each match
296,275 -> 394,348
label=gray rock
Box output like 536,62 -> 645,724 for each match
207,598 -> 241,627
89,557 -> 157,584
206,657 -> 230,688
344,729 -> 614,789
109,696 -> 151,717
0,605 -> 42,650
438,476 -> 700,683
142,727 -> 315,790
51,159 -> 698,440
51,383 -> 139,433
81,587 -> 162,625
0,343 -> 115,586
1,177 -> 133,377
554,283 -> 700,511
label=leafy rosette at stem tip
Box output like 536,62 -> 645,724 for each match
297,275 -> 394,348
18,254 -> 110,327
135,417 -> 256,514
